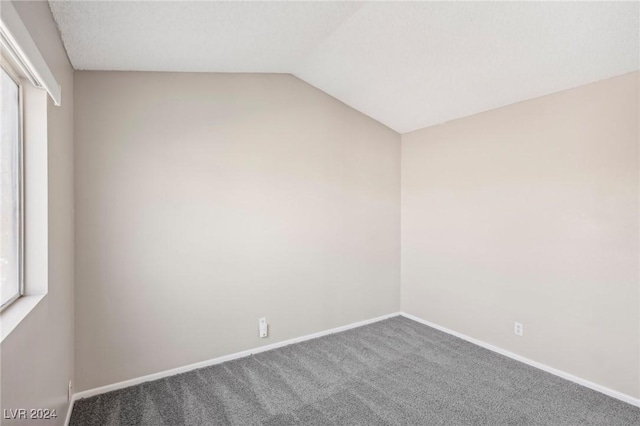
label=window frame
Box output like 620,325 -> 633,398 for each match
0,57 -> 25,312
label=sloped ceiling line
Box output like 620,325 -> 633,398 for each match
49,1 -> 639,133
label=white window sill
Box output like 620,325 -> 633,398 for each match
0,295 -> 45,343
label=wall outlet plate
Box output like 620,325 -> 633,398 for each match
514,322 -> 523,336
68,380 -> 73,402
259,318 -> 268,338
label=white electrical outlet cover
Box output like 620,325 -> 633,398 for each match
259,318 -> 268,338
514,322 -> 523,336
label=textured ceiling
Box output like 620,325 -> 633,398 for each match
49,1 -> 639,133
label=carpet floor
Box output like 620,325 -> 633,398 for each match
70,316 -> 640,425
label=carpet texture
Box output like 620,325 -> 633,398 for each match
70,316 -> 640,425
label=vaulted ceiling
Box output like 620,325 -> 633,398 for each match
49,1 -> 639,133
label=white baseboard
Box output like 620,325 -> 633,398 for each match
69,312 -> 401,409
64,399 -> 74,426
400,311 -> 640,408
65,309 -> 638,425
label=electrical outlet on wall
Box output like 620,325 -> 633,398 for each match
514,322 -> 523,336
68,380 -> 73,402
259,318 -> 268,338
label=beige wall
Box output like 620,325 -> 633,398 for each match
401,72 -> 640,398
0,1 -> 75,424
74,72 -> 401,392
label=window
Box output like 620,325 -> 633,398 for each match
0,1 -> 60,337
0,62 -> 23,311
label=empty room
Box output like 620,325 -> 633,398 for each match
0,0 -> 638,425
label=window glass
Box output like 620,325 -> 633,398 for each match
0,66 -> 21,309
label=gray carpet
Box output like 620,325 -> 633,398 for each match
70,316 -> 640,425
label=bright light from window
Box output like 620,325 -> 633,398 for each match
1,65 -> 22,309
